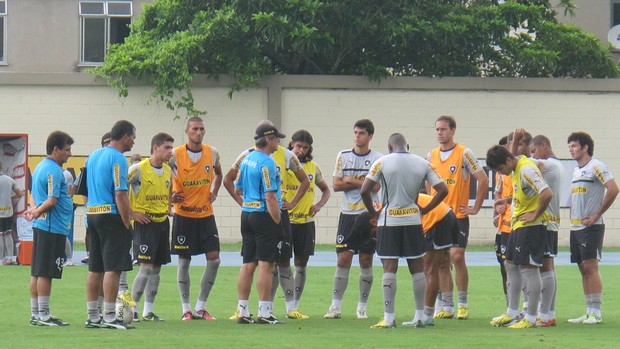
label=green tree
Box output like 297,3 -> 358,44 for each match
93,0 -> 620,116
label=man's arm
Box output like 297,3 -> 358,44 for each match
283,168 -> 309,210
360,178 -> 378,217
310,180 -> 331,216
210,160 -> 223,203
420,182 -> 448,215
520,188 -> 552,224
333,175 -> 363,192
584,179 -> 619,226
265,191 -> 281,224
224,168 -> 243,206
115,190 -> 131,229
459,170 -> 489,216
24,197 -> 58,221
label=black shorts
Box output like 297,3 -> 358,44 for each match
240,211 -> 286,263
376,225 -> 425,259
171,214 -> 220,256
133,218 -> 171,266
454,217 -> 470,248
544,229 -> 559,258
570,224 -> 604,264
277,210 -> 293,261
335,213 -> 376,254
494,232 -> 510,264
291,222 -> 315,257
87,214 -> 133,273
506,224 -> 546,267
425,211 -> 458,251
0,216 -> 12,232
31,228 -> 66,279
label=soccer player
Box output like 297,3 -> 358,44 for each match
514,130 -> 564,326
566,132 -> 618,324
428,115 -> 489,320
25,131 -> 74,326
234,124 -> 288,324
285,130 -> 331,315
324,119 -> 383,320
84,120 -> 136,329
401,194 -> 457,327
128,133 -> 174,321
486,145 -> 552,329
170,117 -> 222,321
361,133 -> 448,329
493,136 -> 512,299
223,121 -> 309,320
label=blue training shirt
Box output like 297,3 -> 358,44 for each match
235,150 -> 281,212
31,157 -> 73,235
85,146 -> 128,215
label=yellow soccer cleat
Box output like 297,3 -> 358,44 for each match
370,320 -> 396,329
287,309 -> 310,320
117,290 -> 137,307
229,308 -> 240,320
434,309 -> 455,319
490,313 -> 515,327
508,318 -> 536,329
457,305 -> 469,320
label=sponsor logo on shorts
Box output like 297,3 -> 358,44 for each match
336,235 -> 344,244
139,245 -> 148,254
177,235 -> 186,245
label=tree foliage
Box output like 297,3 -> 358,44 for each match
93,0 -> 620,116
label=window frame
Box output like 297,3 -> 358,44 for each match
0,0 -> 7,65
612,0 -> 620,27
79,0 -> 133,66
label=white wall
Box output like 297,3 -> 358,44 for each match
2,73 -> 620,246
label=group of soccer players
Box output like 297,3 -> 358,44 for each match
25,114 -> 618,329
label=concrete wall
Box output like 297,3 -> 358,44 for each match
2,73 -> 620,247
1,0 -> 149,72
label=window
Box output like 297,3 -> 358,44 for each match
613,1 -> 620,26
0,0 -> 6,64
79,1 -> 132,65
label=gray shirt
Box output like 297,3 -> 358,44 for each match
333,149 -> 383,214
570,158 -> 614,231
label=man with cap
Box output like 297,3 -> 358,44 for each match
233,124 -> 288,324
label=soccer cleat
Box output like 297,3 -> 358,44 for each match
508,318 -> 536,329
287,309 -> 310,320
181,311 -> 199,321
356,307 -> 368,319
63,260 -> 74,267
84,317 -> 103,329
582,314 -> 602,324
490,313 -> 515,327
324,306 -> 342,319
29,316 -> 39,326
38,315 -> 70,327
101,319 -> 135,330
257,315 -> 283,324
434,309 -> 455,319
236,316 -> 255,324
370,320 -> 397,329
402,318 -> 434,327
457,305 -> 469,320
536,318 -> 556,327
133,312 -> 141,322
141,312 -> 163,321
81,256 -> 89,264
229,308 -> 240,320
567,314 -> 589,323
195,309 -> 216,320
117,290 -> 137,307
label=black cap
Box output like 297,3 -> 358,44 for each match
254,125 -> 286,140
101,132 -> 112,146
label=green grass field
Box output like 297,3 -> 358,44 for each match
1,265 -> 617,348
